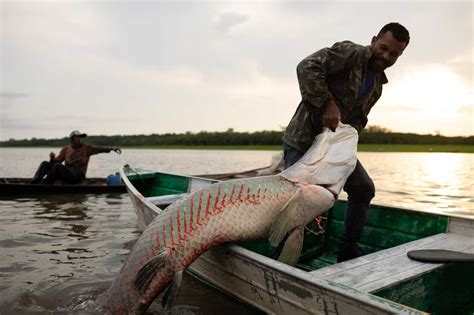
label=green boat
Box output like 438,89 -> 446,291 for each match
121,165 -> 474,315
0,177 -> 126,195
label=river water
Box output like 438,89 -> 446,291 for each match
0,148 -> 472,314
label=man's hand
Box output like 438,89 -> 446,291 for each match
322,98 -> 341,131
112,148 -> 122,154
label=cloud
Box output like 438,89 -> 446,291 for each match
376,105 -> 420,113
0,116 -> 38,131
215,12 -> 249,33
381,64 -> 473,112
1,1 -> 473,139
457,106 -> 473,114
447,49 -> 473,85
0,92 -> 30,99
0,92 -> 30,109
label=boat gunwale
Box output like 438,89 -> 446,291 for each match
119,166 -> 437,314
0,177 -> 125,194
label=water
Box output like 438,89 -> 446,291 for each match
0,148 -> 472,314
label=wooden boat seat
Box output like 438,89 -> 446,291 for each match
146,193 -> 187,207
310,232 -> 474,293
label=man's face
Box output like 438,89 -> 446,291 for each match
71,137 -> 82,145
370,31 -> 407,72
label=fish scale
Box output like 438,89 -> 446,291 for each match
106,176 -> 295,314
105,124 -> 359,314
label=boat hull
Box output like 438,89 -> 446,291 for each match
0,178 -> 125,195
120,167 -> 474,314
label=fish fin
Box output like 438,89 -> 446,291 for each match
134,251 -> 168,293
268,188 -> 301,247
162,270 -> 183,310
269,233 -> 289,260
277,226 -> 304,266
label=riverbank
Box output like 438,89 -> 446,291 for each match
117,144 -> 474,153
1,144 -> 473,153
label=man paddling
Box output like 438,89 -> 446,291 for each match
283,23 -> 410,262
31,130 -> 121,184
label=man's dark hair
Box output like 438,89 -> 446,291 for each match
377,22 -> 410,46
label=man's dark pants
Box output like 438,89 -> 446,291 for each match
31,161 -> 85,184
283,142 -> 375,262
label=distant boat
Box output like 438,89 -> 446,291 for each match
121,165 -> 474,315
0,177 -> 126,195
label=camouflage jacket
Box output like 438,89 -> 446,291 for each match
282,41 -> 388,153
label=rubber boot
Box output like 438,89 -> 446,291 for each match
337,200 -> 369,262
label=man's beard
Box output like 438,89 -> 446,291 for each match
368,56 -> 388,73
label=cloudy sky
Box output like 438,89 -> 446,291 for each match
1,0 -> 472,140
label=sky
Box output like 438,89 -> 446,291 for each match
1,0 -> 472,141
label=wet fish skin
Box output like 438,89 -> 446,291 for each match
105,124 -> 358,314
106,176 -> 334,314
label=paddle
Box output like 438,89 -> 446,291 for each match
407,249 -> 474,263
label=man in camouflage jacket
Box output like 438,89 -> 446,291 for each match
283,23 -> 410,262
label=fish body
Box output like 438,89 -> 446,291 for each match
106,124 -> 358,314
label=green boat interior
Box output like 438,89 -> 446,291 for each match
127,171 -> 474,315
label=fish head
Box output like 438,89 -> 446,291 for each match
300,184 -> 336,221
282,124 -> 358,196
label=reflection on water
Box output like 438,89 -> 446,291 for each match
34,195 -> 90,223
0,194 -> 139,313
354,152 -> 473,218
0,148 -> 472,313
3,148 -> 470,216
0,193 -> 262,314
0,148 -> 279,179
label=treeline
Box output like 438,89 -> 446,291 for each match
358,126 -> 474,145
1,127 -> 473,147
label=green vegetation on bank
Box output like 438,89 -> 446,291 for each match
357,144 -> 474,153
120,144 -> 473,153
1,126 -> 472,153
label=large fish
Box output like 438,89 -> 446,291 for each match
105,124 -> 358,314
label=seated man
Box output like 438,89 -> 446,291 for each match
31,130 -> 121,184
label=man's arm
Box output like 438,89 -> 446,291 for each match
322,99 -> 341,130
297,41 -> 358,129
51,147 -> 66,163
89,144 -> 121,155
